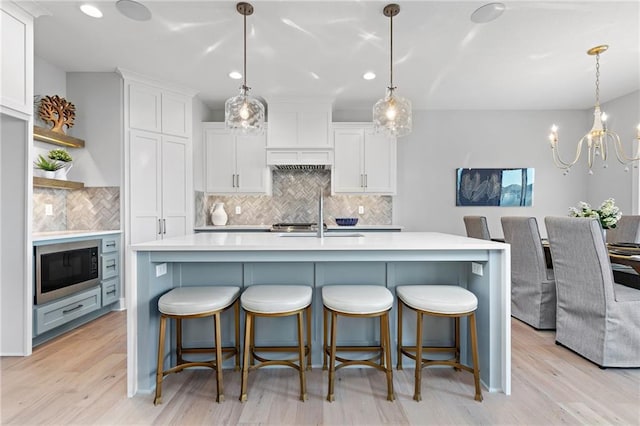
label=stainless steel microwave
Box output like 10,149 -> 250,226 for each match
35,239 -> 101,305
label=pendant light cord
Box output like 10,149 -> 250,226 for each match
243,11 -> 248,90
389,12 -> 394,91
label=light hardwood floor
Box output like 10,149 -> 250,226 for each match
2,311 -> 639,425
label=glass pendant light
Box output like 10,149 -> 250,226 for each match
225,2 -> 265,134
373,4 -> 412,138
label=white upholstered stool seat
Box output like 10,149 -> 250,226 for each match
396,285 -> 477,314
154,286 -> 241,405
159,286 -> 240,315
240,285 -> 312,402
397,285 -> 482,402
322,285 -> 394,402
322,285 -> 393,314
241,285 -> 312,314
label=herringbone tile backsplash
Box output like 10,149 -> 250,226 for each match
33,187 -> 120,232
196,170 -> 392,226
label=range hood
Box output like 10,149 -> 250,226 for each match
266,148 -> 333,169
273,164 -> 328,171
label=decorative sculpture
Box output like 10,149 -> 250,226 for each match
38,95 -> 76,134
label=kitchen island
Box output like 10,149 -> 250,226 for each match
128,232 -> 510,397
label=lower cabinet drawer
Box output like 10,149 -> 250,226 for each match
101,277 -> 120,306
34,287 -> 101,335
102,252 -> 119,280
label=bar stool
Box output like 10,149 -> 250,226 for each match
397,285 -> 482,402
322,285 -> 394,402
239,285 -> 312,402
154,286 -> 240,405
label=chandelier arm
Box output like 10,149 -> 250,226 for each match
551,136 -> 586,169
610,132 -> 640,164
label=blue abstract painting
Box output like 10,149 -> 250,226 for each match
456,168 -> 534,207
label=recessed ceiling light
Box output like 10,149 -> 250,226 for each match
471,3 -> 506,23
229,71 -> 242,80
80,4 -> 103,18
116,0 -> 152,22
363,72 -> 376,80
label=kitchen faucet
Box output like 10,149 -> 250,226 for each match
317,190 -> 324,238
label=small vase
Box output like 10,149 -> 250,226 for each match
210,202 -> 228,226
54,163 -> 72,180
42,170 -> 56,179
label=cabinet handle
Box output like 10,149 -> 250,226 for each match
105,241 -> 116,248
232,174 -> 236,187
106,290 -> 117,296
63,304 -> 83,314
365,174 -> 368,188
236,174 -> 240,188
106,262 -> 117,270
162,219 -> 167,235
158,219 -> 163,235
360,174 -> 364,188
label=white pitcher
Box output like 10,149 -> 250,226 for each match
210,202 -> 228,226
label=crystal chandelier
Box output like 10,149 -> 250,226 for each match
548,45 -> 640,175
373,4 -> 412,138
225,2 -> 265,134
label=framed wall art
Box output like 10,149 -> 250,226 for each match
456,168 -> 534,207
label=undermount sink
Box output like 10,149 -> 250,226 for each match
278,232 -> 365,238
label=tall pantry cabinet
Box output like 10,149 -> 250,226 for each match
119,70 -> 195,246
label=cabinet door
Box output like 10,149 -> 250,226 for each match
161,92 -> 190,138
204,127 -> 236,193
267,110 -> 298,148
363,129 -> 396,194
235,133 -> 266,193
161,136 -> 190,238
129,130 -> 162,244
129,83 -> 162,133
333,128 -> 365,193
1,4 -> 33,117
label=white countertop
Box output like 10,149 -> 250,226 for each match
33,230 -> 122,242
131,231 -> 506,252
194,225 -> 403,231
194,225 -> 271,231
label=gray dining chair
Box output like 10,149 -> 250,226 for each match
501,217 -> 556,329
464,216 -> 491,240
545,216 -> 640,367
606,215 -> 640,244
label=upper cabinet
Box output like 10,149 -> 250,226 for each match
267,99 -> 332,148
332,123 -> 397,195
1,3 -> 33,119
203,123 -> 267,194
127,80 -> 191,138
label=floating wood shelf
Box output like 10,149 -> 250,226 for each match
33,177 -> 84,190
33,126 -> 85,148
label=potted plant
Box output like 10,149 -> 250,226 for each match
33,154 -> 63,178
47,149 -> 73,180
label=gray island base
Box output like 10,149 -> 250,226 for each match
128,232 -> 510,397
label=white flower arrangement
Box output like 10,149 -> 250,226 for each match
569,198 -> 621,229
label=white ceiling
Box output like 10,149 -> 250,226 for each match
29,1 -> 640,112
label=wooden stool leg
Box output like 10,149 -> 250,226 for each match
297,311 -> 308,401
322,307 -> 328,371
414,310 -> 423,402
306,304 -> 312,370
154,315 -> 167,405
176,317 -> 183,365
397,300 -> 403,370
327,311 -> 337,402
470,312 -> 483,402
382,312 -> 394,401
234,299 -> 241,371
240,312 -> 253,402
214,312 -> 224,402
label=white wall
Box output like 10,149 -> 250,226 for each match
67,72 -> 122,187
393,109 -> 590,238
586,90 -> 640,214
34,56 -> 66,99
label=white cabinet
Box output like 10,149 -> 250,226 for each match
1,3 -> 33,118
267,100 -> 332,148
127,81 -> 191,138
332,123 -> 397,194
129,130 -> 190,243
204,123 -> 267,194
